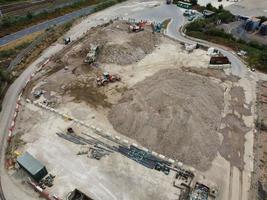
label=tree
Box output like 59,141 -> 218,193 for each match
190,0 -> 198,6
206,3 -> 213,10
26,12 -> 33,20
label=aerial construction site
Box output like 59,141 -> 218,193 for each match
1,1 -> 262,200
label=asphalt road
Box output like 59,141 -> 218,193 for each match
130,4 -> 247,77
0,5 -> 95,46
0,2 -> 250,200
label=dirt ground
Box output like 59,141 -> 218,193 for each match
109,69 -> 224,171
11,18 -> 256,200
251,81 -> 267,200
24,20 -> 252,173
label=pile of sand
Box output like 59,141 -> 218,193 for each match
99,30 -> 160,65
67,21 -> 161,66
109,69 -> 224,170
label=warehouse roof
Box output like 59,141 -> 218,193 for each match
17,152 -> 45,175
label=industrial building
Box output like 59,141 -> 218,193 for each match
244,17 -> 261,32
17,152 -> 48,182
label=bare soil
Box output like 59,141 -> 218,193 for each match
68,20 -> 160,66
109,69 -> 224,171
252,81 -> 267,200
27,20 -> 252,174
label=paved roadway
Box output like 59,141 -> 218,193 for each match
130,3 -> 247,77
0,5 -> 95,46
0,2 -> 251,200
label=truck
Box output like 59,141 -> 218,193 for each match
209,56 -> 231,69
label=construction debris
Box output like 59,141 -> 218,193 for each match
189,182 -> 209,200
88,147 -> 110,160
39,174 -> 56,189
118,145 -> 171,174
174,168 -> 195,188
27,178 -> 62,200
33,90 -> 44,99
67,189 -> 93,200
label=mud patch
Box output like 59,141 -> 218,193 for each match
229,86 -> 251,116
219,114 -> 250,170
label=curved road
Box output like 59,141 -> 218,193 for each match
0,2 -> 250,200
0,5 -> 95,46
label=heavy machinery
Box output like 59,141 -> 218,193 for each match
152,22 -> 162,33
64,37 -> 71,45
84,44 -> 100,64
129,21 -> 146,32
96,72 -> 121,86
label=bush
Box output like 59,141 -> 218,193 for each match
186,19 -> 206,32
217,10 -> 235,23
0,69 -> 10,83
190,0 -> 198,6
0,49 -> 15,59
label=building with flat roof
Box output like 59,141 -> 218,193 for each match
260,21 -> 267,35
17,152 -> 48,182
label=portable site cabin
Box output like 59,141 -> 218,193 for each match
177,1 -> 192,9
17,152 -> 48,182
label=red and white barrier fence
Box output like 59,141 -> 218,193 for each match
7,58 -> 50,143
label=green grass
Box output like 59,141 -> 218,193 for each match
184,3 -> 267,72
0,0 -> 24,5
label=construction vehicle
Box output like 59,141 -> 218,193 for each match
64,37 -> 71,45
96,72 -> 121,86
84,44 -> 100,64
185,43 -> 198,52
129,21 -> 146,32
152,23 -> 162,33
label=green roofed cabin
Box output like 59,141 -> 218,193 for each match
177,1 -> 192,9
17,152 -> 48,182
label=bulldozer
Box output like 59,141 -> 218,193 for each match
96,72 -> 121,86
129,21 -> 146,32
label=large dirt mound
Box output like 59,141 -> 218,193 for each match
109,69 -> 224,171
67,21 -> 160,66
